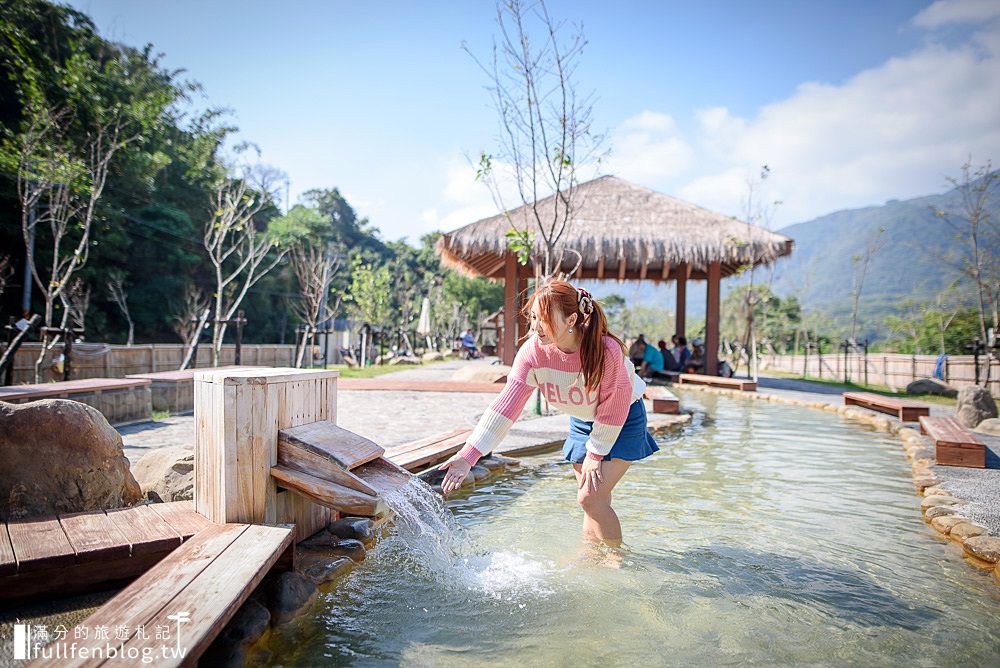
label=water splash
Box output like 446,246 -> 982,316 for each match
377,477 -> 558,600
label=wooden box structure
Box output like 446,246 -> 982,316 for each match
919,415 -> 987,468
194,368 -> 339,540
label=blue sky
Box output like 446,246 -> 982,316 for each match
67,0 -> 1000,243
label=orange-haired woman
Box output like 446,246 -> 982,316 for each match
439,280 -> 658,545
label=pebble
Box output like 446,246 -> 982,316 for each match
950,522 -> 987,542
921,495 -> 963,510
962,535 -> 1000,563
930,515 -> 968,534
924,505 -> 961,520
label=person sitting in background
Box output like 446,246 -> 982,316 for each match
685,338 -> 704,373
628,334 -> 646,368
672,336 -> 691,369
659,339 -> 681,372
459,328 -> 481,359
638,340 -> 665,379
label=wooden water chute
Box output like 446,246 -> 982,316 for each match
194,368 -> 413,543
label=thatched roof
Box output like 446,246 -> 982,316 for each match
436,175 -> 793,281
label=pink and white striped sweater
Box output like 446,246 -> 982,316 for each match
457,334 -> 646,465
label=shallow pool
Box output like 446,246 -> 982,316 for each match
264,393 -> 1000,666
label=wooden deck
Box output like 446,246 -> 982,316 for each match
644,386 -> 680,413
677,373 -> 757,391
2,501 -> 215,603
843,391 -> 930,422
28,523 -> 295,668
0,377 -> 151,401
384,428 -> 474,471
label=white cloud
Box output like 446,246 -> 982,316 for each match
912,0 -> 1000,28
604,111 -> 693,183
608,8 -> 1000,226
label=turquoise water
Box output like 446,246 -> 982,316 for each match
264,393 -> 1000,666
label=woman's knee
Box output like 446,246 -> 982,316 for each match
577,488 -> 610,514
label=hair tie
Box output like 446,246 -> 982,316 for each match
577,288 -> 594,317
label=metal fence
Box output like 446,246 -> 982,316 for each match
2,343 -> 297,385
759,351 -> 1000,398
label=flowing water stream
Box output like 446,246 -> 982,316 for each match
263,393 -> 1000,666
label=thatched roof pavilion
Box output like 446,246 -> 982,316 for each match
436,175 -> 794,373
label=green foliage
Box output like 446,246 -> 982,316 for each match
504,227 -> 535,265
268,204 -> 329,247
347,257 -> 392,326
721,284 -> 802,353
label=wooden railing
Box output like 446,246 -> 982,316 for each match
1,342 -> 296,385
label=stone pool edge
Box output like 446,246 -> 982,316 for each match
673,383 -> 1000,588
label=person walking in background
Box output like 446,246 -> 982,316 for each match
438,281 -> 658,547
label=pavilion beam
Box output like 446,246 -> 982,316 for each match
705,261 -> 721,376
596,255 -> 605,279
617,257 -> 626,283
503,253 -> 518,365
639,250 -> 648,281
675,262 -> 687,338
660,261 -> 671,281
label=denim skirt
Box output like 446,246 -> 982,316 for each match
562,398 -> 660,464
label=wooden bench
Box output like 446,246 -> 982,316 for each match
678,373 -> 757,391
0,377 -> 152,425
1,501 -> 214,604
843,391 -> 930,422
644,386 -> 679,414
126,365 -> 262,413
919,416 -> 986,468
383,428 -> 474,472
29,522 -> 295,667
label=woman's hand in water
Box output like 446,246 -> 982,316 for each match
579,455 -> 604,493
438,455 -> 472,496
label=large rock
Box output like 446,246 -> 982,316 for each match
0,399 -> 142,520
974,418 -> 1000,436
201,598 -> 272,667
906,378 -> 958,397
131,444 -> 194,502
253,571 -> 318,626
956,385 -> 998,429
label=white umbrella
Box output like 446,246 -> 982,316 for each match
417,297 -> 432,350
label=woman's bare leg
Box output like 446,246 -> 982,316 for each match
571,459 -> 631,545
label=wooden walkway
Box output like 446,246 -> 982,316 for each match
2,501 -> 215,604
338,378 -> 504,393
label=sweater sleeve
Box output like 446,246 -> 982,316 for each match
585,339 -> 635,457
457,339 -> 537,465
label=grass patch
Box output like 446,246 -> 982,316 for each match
151,409 -> 171,421
324,358 -> 454,379
762,370 -> 958,407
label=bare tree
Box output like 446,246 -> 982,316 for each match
204,168 -> 287,365
11,100 -> 139,380
0,255 -> 13,300
107,269 -> 135,346
466,0 -> 605,279
289,242 -> 342,368
849,226 -> 887,343
171,284 -> 208,345
937,159 -> 999,353
63,278 -> 90,334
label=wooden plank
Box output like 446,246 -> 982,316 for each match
147,501 -> 214,539
0,378 -> 151,401
644,387 -> 679,414
7,516 -> 75,573
277,439 -> 378,496
58,511 -> 131,563
119,524 -> 294,667
678,374 -> 756,391
0,524 -> 16,576
919,416 -> 986,468
351,457 -> 413,498
105,504 -> 183,556
270,466 -> 384,517
383,428 -> 471,459
617,256 -> 626,282
389,433 -> 469,471
279,421 -> 384,470
597,255 -> 605,279
249,379 -> 271,524
660,261 -> 670,280
29,524 -> 250,668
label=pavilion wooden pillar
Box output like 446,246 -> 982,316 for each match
705,261 -> 721,376
675,262 -> 687,337
502,253 -> 518,365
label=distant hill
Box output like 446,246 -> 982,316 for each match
581,175 -> 999,339
769,176 -> 999,329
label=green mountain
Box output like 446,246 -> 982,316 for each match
768,176 -> 999,333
